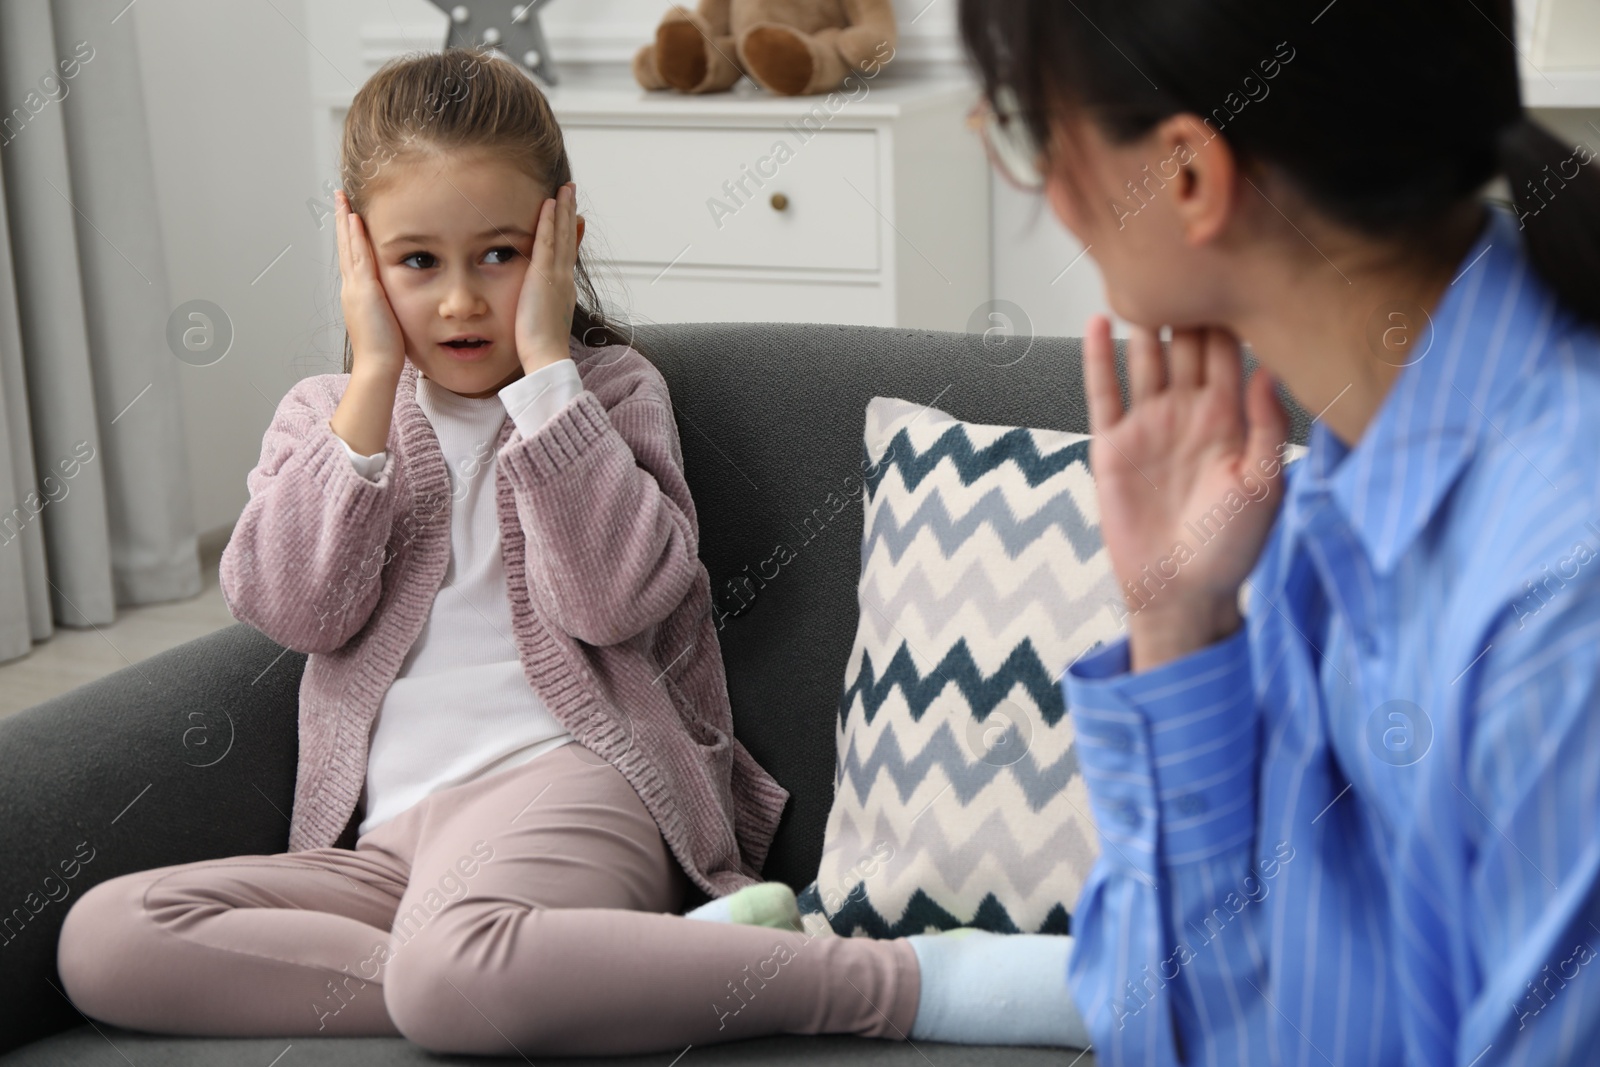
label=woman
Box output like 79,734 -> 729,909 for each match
958,0 -> 1600,1063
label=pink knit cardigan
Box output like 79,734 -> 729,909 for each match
218,338 -> 789,898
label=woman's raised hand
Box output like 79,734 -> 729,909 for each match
335,189 -> 407,381
514,181 -> 579,372
1082,315 -> 1291,672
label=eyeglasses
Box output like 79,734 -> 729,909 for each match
966,88 -> 1047,192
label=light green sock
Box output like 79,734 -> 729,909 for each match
684,881 -> 803,931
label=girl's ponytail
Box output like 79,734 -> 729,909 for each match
1498,115 -> 1600,329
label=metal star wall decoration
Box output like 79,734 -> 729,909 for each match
429,1 -> 560,85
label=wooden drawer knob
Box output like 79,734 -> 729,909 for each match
770,192 -> 790,212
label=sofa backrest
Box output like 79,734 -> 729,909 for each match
631,322 -> 1312,890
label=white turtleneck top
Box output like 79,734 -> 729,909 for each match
338,360 -> 584,837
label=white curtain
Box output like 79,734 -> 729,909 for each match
0,0 -> 199,664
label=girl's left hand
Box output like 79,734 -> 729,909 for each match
514,181 -> 579,372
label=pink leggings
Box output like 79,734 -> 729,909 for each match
55,741 -> 921,1056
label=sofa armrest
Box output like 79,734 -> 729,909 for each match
0,622 -> 306,1056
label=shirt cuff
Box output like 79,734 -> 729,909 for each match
499,359 -> 583,439
337,434 -> 387,482
1065,625 -> 1258,866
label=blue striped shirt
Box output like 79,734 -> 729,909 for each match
1062,202 -> 1600,1066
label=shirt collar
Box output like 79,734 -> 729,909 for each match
1285,202 -> 1567,575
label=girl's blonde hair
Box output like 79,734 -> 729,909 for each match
337,46 -> 622,374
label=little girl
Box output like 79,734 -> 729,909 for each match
54,47 -> 1085,1056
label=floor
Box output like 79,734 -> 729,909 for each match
0,528 -> 239,720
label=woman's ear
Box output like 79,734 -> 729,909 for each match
1161,113 -> 1238,248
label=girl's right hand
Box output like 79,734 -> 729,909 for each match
335,189 -> 406,380
1082,315 -> 1291,672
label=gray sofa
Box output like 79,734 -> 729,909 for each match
0,321 -> 1310,1065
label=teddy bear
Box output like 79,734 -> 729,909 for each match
633,0 -> 897,97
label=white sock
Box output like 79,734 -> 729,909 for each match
906,928 -> 1091,1048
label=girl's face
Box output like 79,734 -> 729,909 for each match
1038,110 -> 1232,330
359,149 -> 584,399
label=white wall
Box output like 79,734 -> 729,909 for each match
132,0 -> 326,544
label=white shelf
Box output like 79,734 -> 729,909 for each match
314,71 -> 976,125
540,73 -> 975,124
1523,68 -> 1600,109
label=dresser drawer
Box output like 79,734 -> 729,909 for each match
565,125 -> 881,272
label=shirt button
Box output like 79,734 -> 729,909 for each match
1103,726 -> 1133,753
1115,801 -> 1142,831
1357,631 -> 1378,657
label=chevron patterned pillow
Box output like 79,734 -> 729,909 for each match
796,395 -> 1129,938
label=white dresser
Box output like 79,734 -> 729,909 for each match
545,76 -> 991,331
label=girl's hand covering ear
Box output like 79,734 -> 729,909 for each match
334,189 -> 407,380
515,181 -> 580,372
1082,316 -> 1291,667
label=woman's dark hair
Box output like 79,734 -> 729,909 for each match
958,0 -> 1600,327
337,47 -> 629,373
